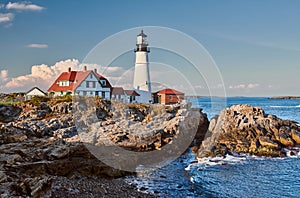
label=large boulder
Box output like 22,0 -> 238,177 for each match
197,104 -> 300,158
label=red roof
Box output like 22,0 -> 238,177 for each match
124,90 -> 140,96
48,69 -> 111,92
157,88 -> 184,95
111,87 -> 125,95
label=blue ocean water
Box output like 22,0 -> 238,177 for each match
126,97 -> 300,198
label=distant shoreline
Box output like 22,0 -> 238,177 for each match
185,96 -> 300,100
269,96 -> 300,100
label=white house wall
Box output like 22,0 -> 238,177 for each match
26,88 -> 46,97
75,72 -> 110,100
25,88 -> 46,100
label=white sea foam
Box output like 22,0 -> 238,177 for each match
270,105 -> 300,108
185,154 -> 247,170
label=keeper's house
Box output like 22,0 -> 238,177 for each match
48,66 -> 111,99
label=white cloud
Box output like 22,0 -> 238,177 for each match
229,83 -> 260,89
0,59 -> 128,93
229,84 -> 246,89
0,70 -> 8,82
6,2 -> 44,11
0,13 -> 14,23
27,44 -> 48,49
247,83 -> 260,89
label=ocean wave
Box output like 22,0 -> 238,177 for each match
269,104 -> 300,108
186,151 -> 300,170
185,154 -> 247,170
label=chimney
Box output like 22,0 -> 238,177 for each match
68,67 -> 71,72
83,66 -> 87,71
94,68 -> 97,73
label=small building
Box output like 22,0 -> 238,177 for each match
48,66 -> 111,99
154,88 -> 184,105
124,90 -> 140,103
25,87 -> 47,100
111,87 -> 140,103
111,87 -> 126,102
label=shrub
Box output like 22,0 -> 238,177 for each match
29,96 -> 49,106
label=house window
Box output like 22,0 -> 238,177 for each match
92,81 -> 96,88
90,74 -> 93,79
83,91 -> 87,96
169,95 -> 173,100
90,91 -> 93,95
101,91 -> 105,98
101,80 -> 106,86
86,81 -> 89,88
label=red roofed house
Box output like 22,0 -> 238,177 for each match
154,88 -> 184,105
48,66 -> 111,99
111,87 -> 140,103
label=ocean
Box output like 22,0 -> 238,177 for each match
125,97 -> 300,198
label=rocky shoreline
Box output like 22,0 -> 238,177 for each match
0,98 -> 208,197
2,97 -> 300,196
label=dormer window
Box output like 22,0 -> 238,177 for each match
59,81 -> 70,86
101,80 -> 106,86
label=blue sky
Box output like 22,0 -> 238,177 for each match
0,0 -> 299,96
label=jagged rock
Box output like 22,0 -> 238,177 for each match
291,129 -> 300,144
76,101 -> 208,153
197,104 -> 300,158
20,176 -> 52,197
0,105 -> 21,123
258,136 -> 278,149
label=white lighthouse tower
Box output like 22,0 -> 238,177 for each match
133,30 -> 152,103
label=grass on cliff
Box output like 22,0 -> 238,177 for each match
49,95 -> 73,105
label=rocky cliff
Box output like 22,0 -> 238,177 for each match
197,104 -> 300,158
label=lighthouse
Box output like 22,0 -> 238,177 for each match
133,30 -> 152,103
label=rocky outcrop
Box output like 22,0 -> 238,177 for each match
74,101 -> 208,152
197,104 -> 300,158
0,105 -> 21,123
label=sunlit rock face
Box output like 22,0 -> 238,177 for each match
197,104 -> 300,158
